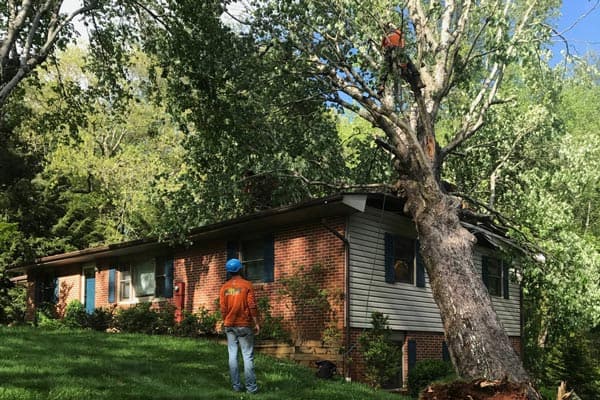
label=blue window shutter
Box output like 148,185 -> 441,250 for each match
52,277 -> 59,304
442,341 -> 450,362
263,235 -> 274,283
384,233 -> 396,283
503,263 -> 510,299
164,258 -> 174,298
108,269 -> 116,303
408,339 -> 417,370
415,240 -> 425,288
481,256 -> 489,289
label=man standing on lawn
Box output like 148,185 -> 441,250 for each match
219,258 -> 260,394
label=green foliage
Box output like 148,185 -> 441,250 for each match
141,1 -> 349,237
86,307 -> 114,332
336,112 -> 394,185
278,263 -> 333,341
196,306 -> 220,335
358,312 -> 401,388
257,296 -> 290,342
407,359 -> 456,397
540,330 -> 600,399
173,311 -> 202,338
63,300 -> 88,329
35,305 -> 64,330
113,303 -> 175,335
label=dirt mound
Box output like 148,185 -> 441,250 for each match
420,379 -> 533,400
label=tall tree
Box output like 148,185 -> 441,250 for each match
138,1 -> 350,236
0,0 -> 98,109
17,46 -> 185,249
249,0 -> 559,388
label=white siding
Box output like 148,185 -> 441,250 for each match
347,207 -> 521,336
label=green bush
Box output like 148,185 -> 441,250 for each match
36,304 -> 64,330
542,331 -> 600,399
86,308 -> 114,331
257,297 -> 289,342
174,311 -> 202,337
113,303 -> 175,335
154,304 -> 176,334
359,312 -> 401,388
1,283 -> 27,324
197,306 -> 220,335
408,359 -> 455,397
113,303 -> 159,334
63,300 -> 88,329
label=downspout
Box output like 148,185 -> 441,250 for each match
320,218 -> 351,379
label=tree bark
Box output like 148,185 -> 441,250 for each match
404,182 -> 529,382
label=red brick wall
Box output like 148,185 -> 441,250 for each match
171,217 -> 347,343
173,239 -> 227,313
261,217 -> 346,341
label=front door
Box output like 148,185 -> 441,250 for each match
84,268 -> 95,314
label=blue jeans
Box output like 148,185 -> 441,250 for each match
225,326 -> 257,393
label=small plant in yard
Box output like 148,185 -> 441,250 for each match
197,305 -> 220,335
174,311 -> 202,337
257,296 -> 289,342
278,263 -> 332,342
63,300 -> 88,329
36,302 -> 64,330
407,359 -> 455,397
86,307 -> 114,331
359,312 -> 401,388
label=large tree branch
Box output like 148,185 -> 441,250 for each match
441,0 -> 538,158
0,0 -> 98,108
1,1 -> 33,61
406,0 -> 438,52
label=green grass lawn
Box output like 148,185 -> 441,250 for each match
0,326 -> 409,400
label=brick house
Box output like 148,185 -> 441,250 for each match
9,193 -> 522,387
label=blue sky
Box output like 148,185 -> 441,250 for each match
62,0 -> 599,61
552,1 -> 600,60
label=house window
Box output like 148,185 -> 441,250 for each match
392,236 -> 415,284
118,260 -> 154,301
119,267 -> 132,301
227,235 -> 274,283
134,259 -> 156,297
155,263 -> 166,298
482,256 -> 508,298
36,275 -> 58,305
242,238 -> 266,282
117,258 -> 173,302
385,233 -> 426,287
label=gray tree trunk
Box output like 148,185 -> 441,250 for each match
406,186 -> 529,382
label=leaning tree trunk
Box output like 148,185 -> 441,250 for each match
404,182 -> 529,382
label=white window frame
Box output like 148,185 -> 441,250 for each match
81,264 -> 95,304
117,258 -> 164,303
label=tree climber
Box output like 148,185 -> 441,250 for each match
378,23 -> 425,94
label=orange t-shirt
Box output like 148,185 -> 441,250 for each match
219,275 -> 258,327
382,29 -> 405,48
